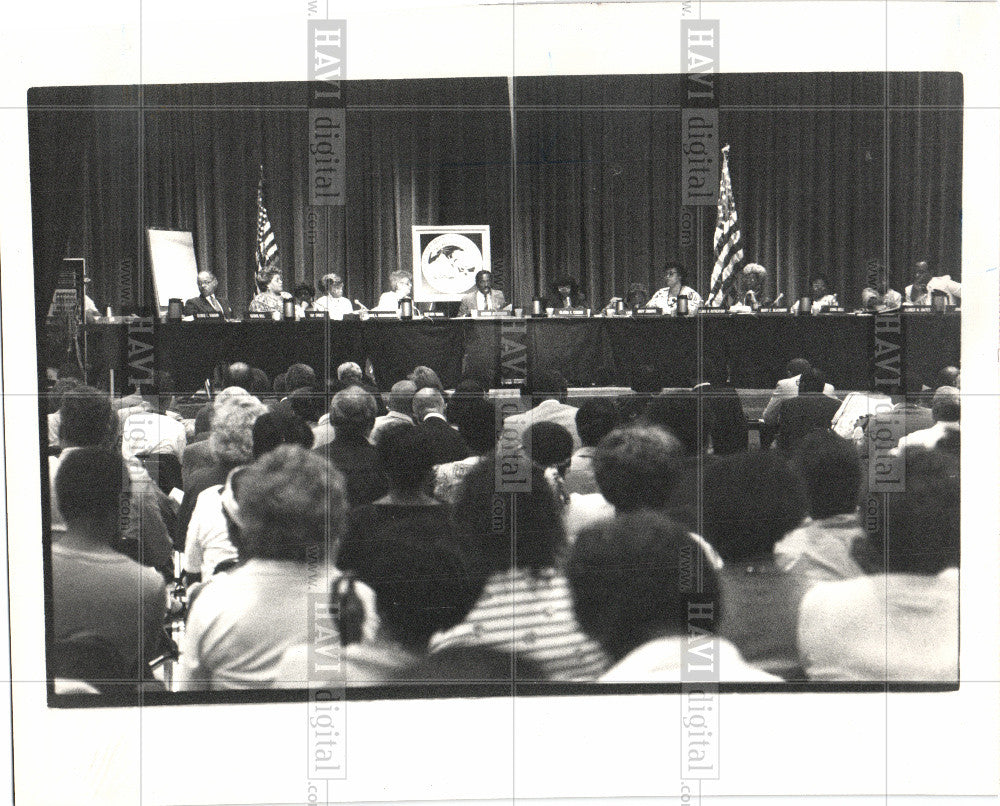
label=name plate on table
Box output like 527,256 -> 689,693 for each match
305,310 -> 328,319
554,308 -> 590,317
194,312 -> 224,320
248,311 -> 276,320
471,310 -> 512,318
820,306 -> 846,314
369,311 -> 400,319
698,307 -> 729,315
759,307 -> 789,314
633,307 -> 662,317
422,311 -> 445,319
904,305 -> 932,313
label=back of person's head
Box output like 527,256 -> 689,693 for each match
55,446 -> 128,530
237,445 -> 347,564
285,363 -> 316,392
525,369 -> 568,403
329,385 -> 377,439
455,397 -> 496,455
412,387 -> 446,421
642,390 -> 711,456
702,453 -> 807,562
284,386 -> 326,425
452,458 -> 565,578
793,430 -> 862,520
227,362 -> 253,390
786,358 -> 812,379
336,362 -> 363,384
931,386 -> 960,423
446,378 -> 488,426
409,365 -> 444,392
272,372 -> 287,397
252,409 -> 315,458
863,448 -> 959,574
377,422 -> 437,493
387,380 -> 418,415
798,367 -> 826,395
209,395 -> 269,466
568,511 -> 722,661
58,386 -> 115,448
249,367 -> 271,398
935,366 -> 960,390
575,398 -> 618,448
193,404 -> 213,436
365,532 -> 479,651
592,425 -> 682,511
524,421 -> 573,470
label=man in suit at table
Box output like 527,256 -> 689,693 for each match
457,270 -> 506,317
184,272 -> 232,318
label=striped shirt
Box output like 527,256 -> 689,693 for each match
429,567 -> 610,681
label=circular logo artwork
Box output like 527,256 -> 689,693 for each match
420,234 -> 483,295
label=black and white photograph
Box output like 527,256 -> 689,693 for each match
1,1 -> 998,804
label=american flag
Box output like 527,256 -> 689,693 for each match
255,168 -> 278,273
707,145 -> 743,306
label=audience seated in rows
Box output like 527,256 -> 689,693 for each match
176,446 -> 373,690
184,408 -> 314,585
503,370 -> 582,452
563,399 -> 617,496
429,458 -> 610,680
701,452 -> 810,678
568,511 -> 779,682
433,397 -> 495,504
175,392 -> 268,549
413,387 -> 471,465
370,380 -> 417,446
51,387 -> 174,579
775,430 -> 866,585
892,385 -> 959,455
774,367 -> 842,457
314,386 -> 389,507
798,448 -> 959,680
338,423 -> 451,583
50,447 -> 167,686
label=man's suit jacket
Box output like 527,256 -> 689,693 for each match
415,415 -> 472,466
183,295 -> 233,318
314,435 -> 389,508
775,394 -> 843,456
457,288 -> 506,317
762,374 -> 836,426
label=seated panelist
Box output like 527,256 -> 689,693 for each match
546,276 -> 587,310
184,271 -> 232,318
248,265 -> 286,314
373,270 -> 419,315
457,270 -> 507,316
647,264 -> 702,313
313,273 -> 355,319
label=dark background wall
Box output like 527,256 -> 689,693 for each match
29,72 -> 962,319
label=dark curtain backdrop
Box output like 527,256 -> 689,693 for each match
30,73 -> 962,326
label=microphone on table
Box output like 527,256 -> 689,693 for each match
353,300 -> 369,311
771,293 -> 785,307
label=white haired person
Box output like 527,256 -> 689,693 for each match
313,273 -> 355,319
373,270 -> 421,316
733,262 -> 774,309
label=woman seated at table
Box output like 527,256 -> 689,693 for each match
732,263 -> 773,309
647,264 -> 702,313
373,270 -> 421,316
546,276 -> 587,310
248,265 -> 285,314
313,273 -> 355,319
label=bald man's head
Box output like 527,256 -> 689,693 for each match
412,387 -> 446,421
197,272 -> 219,297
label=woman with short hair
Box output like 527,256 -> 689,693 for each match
248,265 -> 284,314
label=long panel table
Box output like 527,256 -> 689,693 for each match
81,312 -> 959,394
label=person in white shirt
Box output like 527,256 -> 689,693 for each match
892,386 -> 959,455
502,370 -> 582,452
312,273 -> 355,319
798,448 -> 959,681
373,270 -> 416,312
120,372 -> 187,459
646,264 -> 702,313
568,511 -> 779,683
